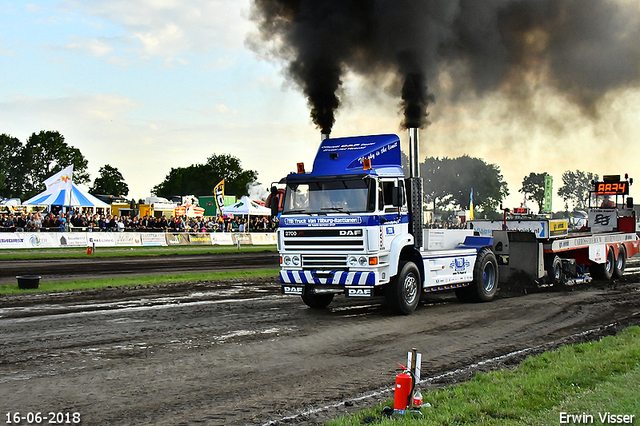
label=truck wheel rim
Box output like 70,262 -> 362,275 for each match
404,273 -> 418,305
483,263 -> 496,292
606,251 -> 614,273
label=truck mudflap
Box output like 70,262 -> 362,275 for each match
279,270 -> 377,285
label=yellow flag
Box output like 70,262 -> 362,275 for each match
213,180 -> 225,215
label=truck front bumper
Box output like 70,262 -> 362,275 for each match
280,270 -> 377,285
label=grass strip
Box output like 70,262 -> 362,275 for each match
1,268 -> 280,295
0,245 -> 276,260
327,326 -> 640,426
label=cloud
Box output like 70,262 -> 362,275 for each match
61,0 -> 253,57
65,35 -> 113,56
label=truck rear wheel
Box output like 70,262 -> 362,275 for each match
591,246 -> 615,280
456,248 -> 498,303
613,245 -> 627,279
301,292 -> 334,309
386,261 -> 421,315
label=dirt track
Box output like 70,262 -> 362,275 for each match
1,255 -> 640,426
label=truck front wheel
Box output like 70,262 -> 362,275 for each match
386,261 -> 421,315
301,292 -> 334,309
456,248 -> 498,303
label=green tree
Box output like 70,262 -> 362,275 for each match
19,131 -> 90,199
557,170 -> 598,210
422,155 -> 509,214
90,164 -> 129,196
152,153 -> 258,198
0,134 -> 23,199
519,172 -> 549,213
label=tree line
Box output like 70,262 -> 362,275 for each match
1,130 -> 599,212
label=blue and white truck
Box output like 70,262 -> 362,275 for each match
277,130 -> 640,314
277,130 -> 497,314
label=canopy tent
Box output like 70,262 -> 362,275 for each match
24,182 -> 110,209
222,196 -> 271,216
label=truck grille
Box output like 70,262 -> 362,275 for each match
301,255 -> 348,271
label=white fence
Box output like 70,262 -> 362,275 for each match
0,232 -> 277,249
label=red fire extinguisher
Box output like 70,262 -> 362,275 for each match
393,364 -> 414,411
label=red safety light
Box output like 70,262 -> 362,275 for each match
297,162 -> 305,174
363,158 -> 372,170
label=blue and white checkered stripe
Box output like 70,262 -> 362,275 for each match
280,270 -> 376,285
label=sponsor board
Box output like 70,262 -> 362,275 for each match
59,233 -> 89,247
16,232 -> 59,248
88,234 -> 116,247
0,236 -> 25,249
166,233 -> 190,245
251,233 -> 277,245
188,233 -> 211,245
115,233 -> 142,246
141,233 -> 167,246
211,233 -> 234,245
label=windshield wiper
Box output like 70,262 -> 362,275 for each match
284,209 -> 307,214
320,207 -> 349,213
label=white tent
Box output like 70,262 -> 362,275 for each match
222,196 -> 271,216
23,166 -> 110,210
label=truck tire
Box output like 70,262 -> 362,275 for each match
386,261 -> 421,315
591,246 -> 615,280
456,248 -> 498,302
546,255 -> 564,286
613,245 -> 627,279
301,292 -> 334,309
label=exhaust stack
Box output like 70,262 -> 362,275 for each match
407,128 -> 423,248
408,128 -> 419,178
321,133 -> 330,141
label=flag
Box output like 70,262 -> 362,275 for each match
469,188 -> 474,220
43,165 -> 74,190
43,165 -> 74,206
213,179 -> 225,215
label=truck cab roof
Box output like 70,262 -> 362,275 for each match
288,134 -> 404,181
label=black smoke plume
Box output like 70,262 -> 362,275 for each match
248,0 -> 640,133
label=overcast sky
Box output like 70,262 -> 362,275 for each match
2,1 -> 640,211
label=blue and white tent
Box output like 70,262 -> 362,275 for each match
23,166 -> 110,209
24,182 -> 109,208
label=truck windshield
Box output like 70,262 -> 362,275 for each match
283,178 -> 374,214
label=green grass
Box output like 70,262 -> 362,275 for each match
1,268 -> 280,295
0,244 -> 276,260
327,326 -> 640,425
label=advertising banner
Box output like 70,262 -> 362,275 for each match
115,233 -> 142,246
166,233 -> 190,245
88,234 -> 116,247
188,233 -> 211,245
250,233 -> 277,245
211,233 -> 234,245
18,232 -> 60,249
0,235 -> 26,249
141,233 -> 167,246
59,233 -> 89,247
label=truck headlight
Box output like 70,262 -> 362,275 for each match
292,255 -> 301,266
283,256 -> 292,265
358,256 -> 368,266
348,256 -> 358,267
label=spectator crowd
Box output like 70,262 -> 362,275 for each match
1,210 -> 278,233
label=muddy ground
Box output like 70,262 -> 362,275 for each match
1,255 -> 639,426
